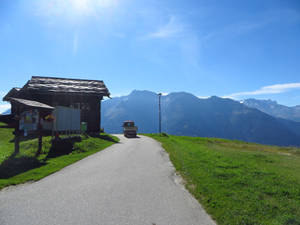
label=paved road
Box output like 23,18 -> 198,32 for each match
0,135 -> 216,225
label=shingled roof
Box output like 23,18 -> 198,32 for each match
9,98 -> 54,110
22,76 -> 110,96
3,88 -> 21,101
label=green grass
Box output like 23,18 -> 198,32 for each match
146,134 -> 300,225
0,123 -> 119,190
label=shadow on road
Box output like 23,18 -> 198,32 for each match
89,133 -> 119,143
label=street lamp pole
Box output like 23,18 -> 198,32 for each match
158,93 -> 162,133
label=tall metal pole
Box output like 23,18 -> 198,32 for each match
158,93 -> 162,133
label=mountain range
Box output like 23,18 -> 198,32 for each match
1,109 -> 11,115
243,99 -> 300,122
102,90 -> 300,147
2,91 -> 300,146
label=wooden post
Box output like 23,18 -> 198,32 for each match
14,117 -> 20,154
37,112 -> 42,155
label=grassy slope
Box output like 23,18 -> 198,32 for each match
0,123 -> 118,190
146,134 -> 300,225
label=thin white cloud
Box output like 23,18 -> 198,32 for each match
0,104 -> 10,114
141,16 -> 202,72
224,83 -> 300,99
146,16 -> 185,39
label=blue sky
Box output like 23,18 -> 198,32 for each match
0,0 -> 300,112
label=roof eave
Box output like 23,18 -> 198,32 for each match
3,88 -> 21,102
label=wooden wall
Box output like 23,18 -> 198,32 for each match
14,91 -> 103,133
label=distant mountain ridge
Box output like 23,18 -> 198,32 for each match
0,109 -> 11,115
243,98 -> 300,122
102,90 -> 300,146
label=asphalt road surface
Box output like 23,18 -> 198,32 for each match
0,135 -> 216,225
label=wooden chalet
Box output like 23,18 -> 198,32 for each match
2,76 -> 110,133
